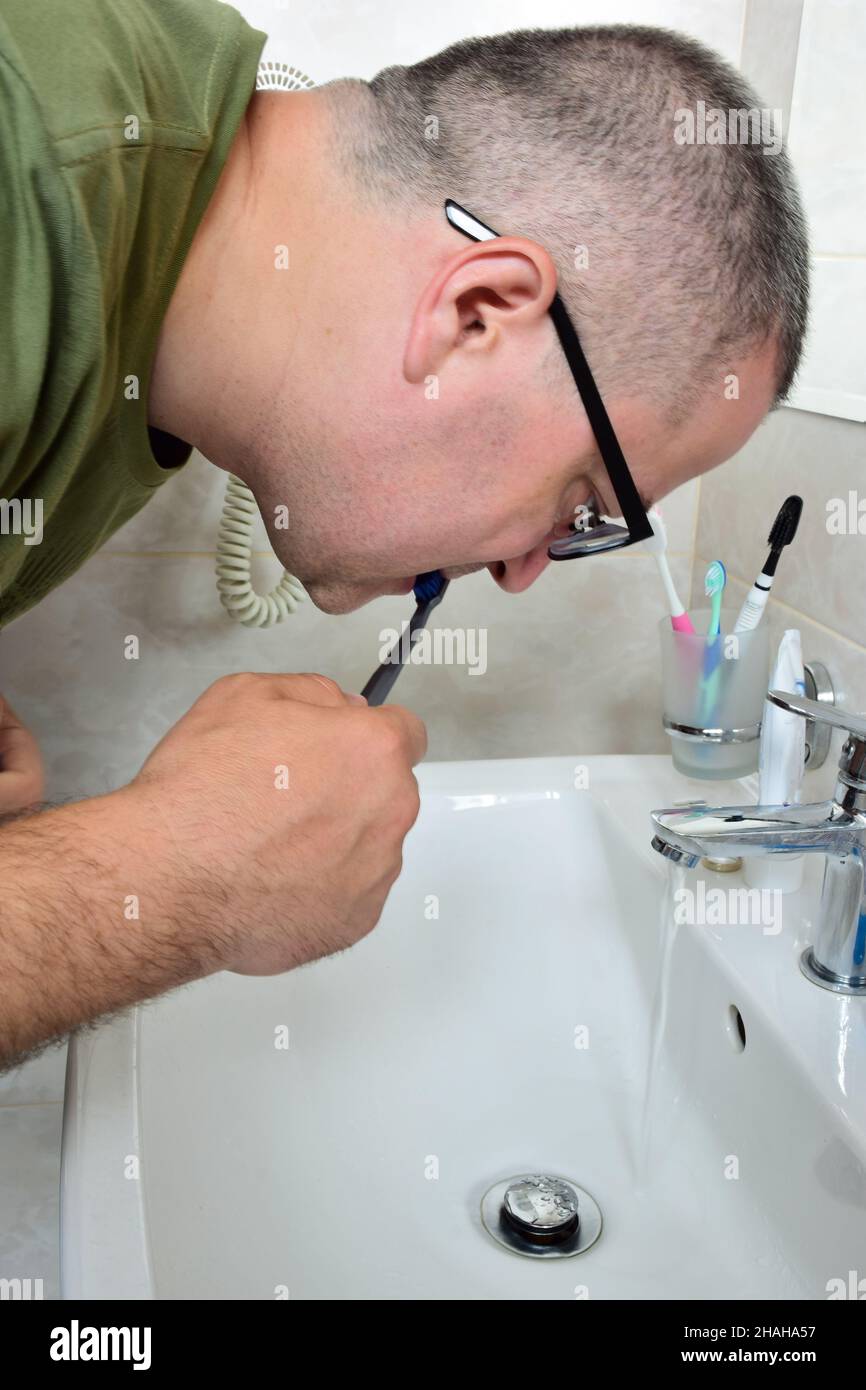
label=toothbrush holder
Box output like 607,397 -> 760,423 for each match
659,608 -> 770,780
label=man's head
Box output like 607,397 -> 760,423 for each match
155,24 -> 808,613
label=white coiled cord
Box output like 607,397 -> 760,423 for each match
215,474 -> 305,628
214,57 -> 317,628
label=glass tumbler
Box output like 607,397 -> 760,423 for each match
659,608 -> 770,780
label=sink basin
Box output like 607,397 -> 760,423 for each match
60,754 -> 866,1299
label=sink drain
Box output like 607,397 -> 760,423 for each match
480,1173 -> 602,1259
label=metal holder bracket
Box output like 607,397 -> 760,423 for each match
802,660 -> 835,771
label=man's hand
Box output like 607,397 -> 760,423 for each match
0,695 -> 44,815
129,671 -> 428,975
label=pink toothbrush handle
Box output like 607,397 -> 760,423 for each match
671,611 -> 696,634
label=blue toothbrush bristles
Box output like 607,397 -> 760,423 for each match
413,570 -> 445,604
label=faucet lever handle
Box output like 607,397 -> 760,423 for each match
768,690 -> 866,743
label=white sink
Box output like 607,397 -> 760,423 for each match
60,755 -> 866,1299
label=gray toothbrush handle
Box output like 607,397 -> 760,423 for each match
360,597 -> 443,706
361,656 -> 405,707
361,606 -> 433,706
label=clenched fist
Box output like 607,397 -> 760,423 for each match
125,672 -> 427,975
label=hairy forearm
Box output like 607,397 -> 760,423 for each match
0,788 -> 221,1070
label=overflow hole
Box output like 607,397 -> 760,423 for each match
726,1004 -> 746,1053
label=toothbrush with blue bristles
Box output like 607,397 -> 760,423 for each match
361,571 -> 450,706
705,559 -> 726,643
700,559 -> 727,721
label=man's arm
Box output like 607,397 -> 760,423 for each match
0,788 -> 216,1069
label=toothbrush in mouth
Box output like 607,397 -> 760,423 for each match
361,571 -> 450,706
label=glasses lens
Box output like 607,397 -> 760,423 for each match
548,523 -> 634,558
547,495 -> 635,559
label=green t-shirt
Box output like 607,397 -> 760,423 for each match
0,0 -> 267,629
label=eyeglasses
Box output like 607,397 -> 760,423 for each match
444,199 -> 653,558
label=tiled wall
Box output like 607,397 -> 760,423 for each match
780,0 -> 866,423
690,406 -> 866,803
693,0 -> 866,794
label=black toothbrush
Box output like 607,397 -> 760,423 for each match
733,495 -> 803,632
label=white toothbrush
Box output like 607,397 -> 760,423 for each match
641,508 -> 696,633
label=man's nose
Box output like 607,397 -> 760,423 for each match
487,539 -> 552,594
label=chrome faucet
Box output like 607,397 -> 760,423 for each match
650,691 -> 866,996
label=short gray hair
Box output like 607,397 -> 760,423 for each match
323,24 -> 810,420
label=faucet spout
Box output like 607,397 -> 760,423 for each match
650,800 -> 859,862
650,797 -> 866,995
651,690 -> 866,993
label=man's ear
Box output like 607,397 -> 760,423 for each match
403,237 -> 558,384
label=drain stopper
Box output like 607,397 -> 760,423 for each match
502,1175 -> 580,1244
480,1172 -> 602,1260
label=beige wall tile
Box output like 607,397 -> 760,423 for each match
695,407 -> 866,642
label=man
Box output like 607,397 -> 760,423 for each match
0,1 -> 808,1069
